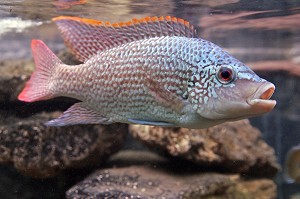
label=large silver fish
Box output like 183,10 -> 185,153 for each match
18,16 -> 276,128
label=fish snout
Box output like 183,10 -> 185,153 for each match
246,82 -> 276,113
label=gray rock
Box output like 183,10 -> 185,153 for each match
130,120 -> 280,176
0,112 -> 128,178
67,150 -> 277,199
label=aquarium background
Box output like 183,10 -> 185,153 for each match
0,0 -> 299,198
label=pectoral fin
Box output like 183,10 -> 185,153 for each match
46,102 -> 113,126
146,76 -> 185,112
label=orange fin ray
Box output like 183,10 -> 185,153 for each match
52,16 -> 198,62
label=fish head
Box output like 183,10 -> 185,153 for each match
188,43 -> 276,121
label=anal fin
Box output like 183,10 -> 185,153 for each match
128,119 -> 176,127
46,102 -> 113,126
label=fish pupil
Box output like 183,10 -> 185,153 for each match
217,66 -> 234,84
221,70 -> 231,80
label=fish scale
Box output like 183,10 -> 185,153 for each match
18,16 -> 276,128
51,37 -> 194,124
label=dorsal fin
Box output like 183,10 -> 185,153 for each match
52,16 -> 198,62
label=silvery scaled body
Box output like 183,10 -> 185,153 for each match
18,16 -> 276,128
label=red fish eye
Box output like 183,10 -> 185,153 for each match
217,66 -> 235,84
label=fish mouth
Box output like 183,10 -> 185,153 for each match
246,82 -> 276,113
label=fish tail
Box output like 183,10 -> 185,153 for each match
18,40 -> 62,102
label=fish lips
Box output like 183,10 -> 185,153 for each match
246,82 -> 276,114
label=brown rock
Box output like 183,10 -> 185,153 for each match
0,112 -> 128,178
66,150 -> 277,199
130,120 -> 280,176
0,59 -> 32,102
235,179 -> 277,199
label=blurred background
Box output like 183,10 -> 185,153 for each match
0,0 -> 299,198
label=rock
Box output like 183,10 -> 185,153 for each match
0,112 -> 128,178
0,59 -> 32,103
0,165 -> 69,199
130,120 -> 280,176
66,150 -> 277,199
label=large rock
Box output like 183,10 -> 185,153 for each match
130,120 -> 280,176
67,150 -> 277,199
0,112 -> 127,178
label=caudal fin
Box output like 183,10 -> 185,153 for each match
18,40 -> 62,102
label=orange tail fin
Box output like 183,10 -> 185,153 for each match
18,40 -> 62,102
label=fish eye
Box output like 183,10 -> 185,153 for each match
216,66 -> 235,84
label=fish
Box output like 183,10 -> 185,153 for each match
284,145 -> 300,184
18,16 -> 276,128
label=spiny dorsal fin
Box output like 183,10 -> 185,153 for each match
52,16 -> 198,62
